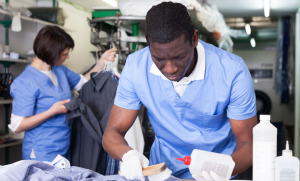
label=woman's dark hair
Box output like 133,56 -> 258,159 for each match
145,2 -> 195,45
33,25 -> 74,67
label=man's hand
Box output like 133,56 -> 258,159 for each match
193,171 -> 229,181
121,150 -> 149,181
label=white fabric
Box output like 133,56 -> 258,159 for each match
150,42 -> 205,97
40,70 -> 58,86
121,150 -> 149,181
73,74 -> 88,91
8,113 -> 25,133
30,148 -> 36,159
124,117 -> 144,154
50,154 -> 70,169
0,160 -> 24,176
8,74 -> 87,133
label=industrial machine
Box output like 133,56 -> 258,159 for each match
87,10 -> 147,71
234,50 -> 282,122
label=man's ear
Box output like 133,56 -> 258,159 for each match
192,30 -> 199,47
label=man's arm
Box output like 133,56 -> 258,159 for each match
103,104 -> 139,161
230,115 -> 257,175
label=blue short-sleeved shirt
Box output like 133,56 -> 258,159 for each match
114,40 -> 256,179
10,65 -> 80,161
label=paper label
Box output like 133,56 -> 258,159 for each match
280,168 -> 296,180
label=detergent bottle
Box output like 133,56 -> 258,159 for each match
253,115 -> 277,181
275,141 -> 299,181
176,149 -> 235,180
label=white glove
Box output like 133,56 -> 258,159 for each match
121,150 -> 149,181
192,171 -> 229,181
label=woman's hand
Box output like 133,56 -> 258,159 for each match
48,99 -> 70,115
84,47 -> 117,81
97,47 -> 117,67
14,99 -> 71,133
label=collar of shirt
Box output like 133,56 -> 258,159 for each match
150,41 -> 206,85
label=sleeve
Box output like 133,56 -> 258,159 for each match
8,113 -> 25,133
114,55 -> 142,110
226,59 -> 257,120
61,65 -> 81,90
73,74 -> 88,91
10,80 -> 37,117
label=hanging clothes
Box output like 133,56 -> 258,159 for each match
64,71 -> 118,175
281,16 -> 290,103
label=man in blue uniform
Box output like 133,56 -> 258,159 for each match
103,2 -> 257,180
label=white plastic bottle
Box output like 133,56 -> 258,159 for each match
253,115 -> 277,181
275,141 -> 299,181
176,149 -> 235,180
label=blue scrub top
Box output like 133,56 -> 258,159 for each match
114,40 -> 256,179
10,65 -> 80,162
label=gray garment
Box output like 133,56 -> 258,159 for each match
0,160 -> 129,181
0,160 -> 181,181
64,72 -> 118,175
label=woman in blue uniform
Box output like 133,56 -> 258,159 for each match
8,25 -> 116,162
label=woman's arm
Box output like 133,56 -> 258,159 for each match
84,47 -> 117,80
14,99 -> 70,133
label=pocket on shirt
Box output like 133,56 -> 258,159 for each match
203,110 -> 226,132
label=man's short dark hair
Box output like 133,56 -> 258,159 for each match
33,25 -> 74,67
145,2 -> 195,45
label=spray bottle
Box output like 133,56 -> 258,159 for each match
275,141 -> 299,181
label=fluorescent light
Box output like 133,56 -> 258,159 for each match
250,38 -> 256,47
245,24 -> 251,35
102,0 -> 117,7
264,0 -> 270,17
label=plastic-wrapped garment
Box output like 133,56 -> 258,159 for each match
118,0 -> 239,52
275,18 -> 284,95
27,7 -> 65,25
118,0 -> 187,16
0,160 -> 181,181
281,17 -> 290,103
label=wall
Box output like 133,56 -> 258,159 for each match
58,1 -> 98,74
0,0 -> 97,165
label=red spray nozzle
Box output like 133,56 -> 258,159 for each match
176,156 -> 191,165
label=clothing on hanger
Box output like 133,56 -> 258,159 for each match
64,71 -> 118,175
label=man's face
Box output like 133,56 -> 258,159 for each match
149,32 -> 198,81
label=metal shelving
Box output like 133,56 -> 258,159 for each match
0,9 -> 74,32
0,58 -> 31,64
0,100 -> 12,105
0,139 -> 22,149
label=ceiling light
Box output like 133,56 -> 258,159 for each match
264,0 -> 270,17
250,38 -> 256,48
102,0 -> 118,7
245,24 -> 251,35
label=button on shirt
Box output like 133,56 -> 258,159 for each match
150,42 -> 205,97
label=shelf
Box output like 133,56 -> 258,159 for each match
0,58 -> 31,64
0,139 -> 22,149
0,100 -> 12,105
0,9 -> 74,32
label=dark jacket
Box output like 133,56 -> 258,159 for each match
64,72 -> 118,175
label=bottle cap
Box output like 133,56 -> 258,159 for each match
282,140 -> 292,157
260,115 -> 270,121
176,156 -> 191,165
